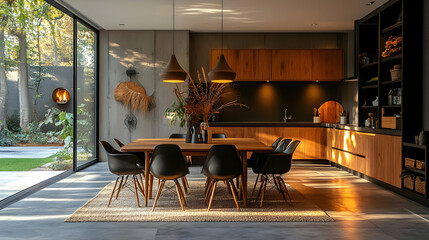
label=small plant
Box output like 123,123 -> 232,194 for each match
50,148 -> 73,170
0,123 -> 14,146
6,113 -> 21,133
165,100 -> 187,128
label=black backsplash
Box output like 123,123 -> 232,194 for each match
219,81 -> 342,122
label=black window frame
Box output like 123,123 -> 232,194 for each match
46,0 -> 99,172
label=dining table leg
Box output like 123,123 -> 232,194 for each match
144,151 -> 150,207
241,151 -> 248,207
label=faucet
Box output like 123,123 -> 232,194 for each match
283,108 -> 292,122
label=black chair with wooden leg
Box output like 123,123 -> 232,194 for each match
113,138 -> 147,187
150,144 -> 189,211
251,138 -> 292,194
212,133 -> 227,138
202,145 -> 243,211
255,140 -> 300,207
248,137 -> 283,168
169,133 -> 187,139
100,141 -> 145,208
113,138 -> 145,166
169,134 -> 191,193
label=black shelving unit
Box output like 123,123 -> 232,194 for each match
402,142 -> 428,198
357,0 -> 422,135
357,0 -> 424,201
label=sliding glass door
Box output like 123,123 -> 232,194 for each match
75,21 -> 97,169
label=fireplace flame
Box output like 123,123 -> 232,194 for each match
53,88 -> 70,104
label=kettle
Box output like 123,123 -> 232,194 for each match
190,125 -> 199,143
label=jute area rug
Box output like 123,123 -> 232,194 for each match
66,175 -> 333,222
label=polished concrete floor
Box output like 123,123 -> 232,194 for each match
0,171 -> 62,201
0,162 -> 429,240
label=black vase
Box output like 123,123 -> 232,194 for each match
419,131 -> 429,145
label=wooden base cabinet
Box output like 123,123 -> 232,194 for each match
212,126 -> 401,188
327,129 -> 402,188
210,127 -> 326,160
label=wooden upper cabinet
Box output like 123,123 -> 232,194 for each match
311,49 -> 344,81
253,50 -> 271,81
209,49 -> 222,71
209,49 -> 255,81
272,50 -> 313,81
209,49 -> 344,81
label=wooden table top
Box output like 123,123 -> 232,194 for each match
121,138 -> 273,152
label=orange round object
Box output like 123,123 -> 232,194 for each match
52,88 -> 70,104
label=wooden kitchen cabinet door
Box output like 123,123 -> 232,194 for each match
311,49 -> 344,81
272,49 -> 313,81
231,49 -> 254,81
253,49 -> 271,81
209,49 -> 254,81
209,49 -> 222,70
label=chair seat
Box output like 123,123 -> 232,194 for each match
202,170 -> 240,180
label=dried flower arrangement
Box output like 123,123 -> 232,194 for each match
165,68 -> 247,128
114,81 -> 154,114
381,36 -> 402,58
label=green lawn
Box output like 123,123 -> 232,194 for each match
0,155 -> 55,171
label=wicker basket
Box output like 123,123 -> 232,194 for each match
416,160 -> 425,170
403,175 -> 415,190
415,176 -> 426,195
390,69 -> 401,81
405,158 -> 416,168
390,64 -> 401,81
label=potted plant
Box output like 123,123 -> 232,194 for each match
165,68 -> 247,142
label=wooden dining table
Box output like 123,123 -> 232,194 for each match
121,138 -> 273,207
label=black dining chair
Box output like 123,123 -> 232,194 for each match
150,144 -> 189,211
251,138 -> 292,194
212,133 -> 227,138
100,141 -> 145,208
169,133 -> 191,193
113,138 -> 145,167
248,137 -> 283,168
255,140 -> 300,207
169,133 -> 187,139
202,145 -> 243,211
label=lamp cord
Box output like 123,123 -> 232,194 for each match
221,0 -> 223,55
173,0 -> 174,55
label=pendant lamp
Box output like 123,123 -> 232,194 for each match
160,0 -> 187,83
208,0 -> 236,83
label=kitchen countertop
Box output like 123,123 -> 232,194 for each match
209,122 -> 402,136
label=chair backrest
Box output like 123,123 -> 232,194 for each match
271,137 -> 283,149
273,139 -> 292,153
100,141 -> 121,154
150,144 -> 189,179
202,145 -> 243,179
100,141 -> 140,175
284,140 -> 301,155
113,138 -> 125,148
212,133 -> 227,138
169,133 -> 186,139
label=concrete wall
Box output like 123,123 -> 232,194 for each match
99,30 -> 189,161
6,66 -> 75,121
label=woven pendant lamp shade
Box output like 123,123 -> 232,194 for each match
208,54 -> 236,83
160,54 -> 187,83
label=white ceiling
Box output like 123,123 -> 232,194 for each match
61,0 -> 388,32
